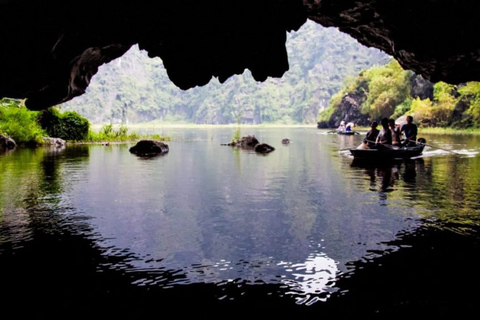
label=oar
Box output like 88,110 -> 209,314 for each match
408,139 -> 458,155
339,139 -> 395,151
364,139 -> 397,149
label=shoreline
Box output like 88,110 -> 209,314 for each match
90,123 -> 480,135
91,123 -> 317,130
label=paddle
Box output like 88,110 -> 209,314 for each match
339,139 -> 396,151
364,139 -> 397,149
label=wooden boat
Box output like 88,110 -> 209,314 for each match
349,143 -> 425,160
336,130 -> 360,135
325,129 -> 360,135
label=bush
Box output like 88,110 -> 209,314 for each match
38,107 -> 90,141
0,99 -> 46,145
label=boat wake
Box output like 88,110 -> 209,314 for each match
418,147 -> 479,158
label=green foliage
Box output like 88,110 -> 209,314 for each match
1,98 -> 170,145
430,81 -> 457,126
101,123 -> 114,136
85,124 -> 170,142
318,59 -> 411,124
318,92 -> 341,121
391,99 -> 413,120
86,124 -> 134,142
149,133 -> 169,141
458,82 -> 480,125
408,97 -> 433,121
0,100 -> 46,145
38,107 -> 90,141
318,58 -> 480,129
433,81 -> 456,101
360,60 -> 412,119
231,128 -> 241,142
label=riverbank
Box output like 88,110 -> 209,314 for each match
337,125 -> 480,135
90,123 -> 316,131
91,123 -> 480,135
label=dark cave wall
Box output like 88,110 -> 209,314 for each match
0,1 -> 308,110
1,1 -> 480,111
305,0 -> 480,85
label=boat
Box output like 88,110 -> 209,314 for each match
349,142 -> 425,160
336,130 -> 360,135
325,129 -> 361,135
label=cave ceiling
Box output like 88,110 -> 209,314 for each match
1,1 -> 480,110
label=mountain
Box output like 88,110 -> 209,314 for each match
61,20 -> 391,124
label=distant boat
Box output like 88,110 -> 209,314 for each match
324,129 -> 360,135
319,122 -> 360,135
336,130 -> 360,135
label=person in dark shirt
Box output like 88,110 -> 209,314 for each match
363,121 -> 379,148
400,115 -> 418,146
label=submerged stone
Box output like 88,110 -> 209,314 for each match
129,140 -> 169,156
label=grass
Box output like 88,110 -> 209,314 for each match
85,124 -> 171,143
417,127 -> 480,135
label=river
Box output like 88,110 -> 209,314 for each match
1,126 -> 479,318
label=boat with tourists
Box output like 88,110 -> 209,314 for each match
321,120 -> 360,135
335,130 -> 360,135
349,139 -> 426,160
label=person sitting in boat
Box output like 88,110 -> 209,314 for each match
338,120 -> 346,132
400,115 -> 418,146
374,117 -> 392,149
345,122 -> 354,132
388,118 -> 401,146
360,121 -> 379,148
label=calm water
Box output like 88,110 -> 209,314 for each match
1,127 -> 480,318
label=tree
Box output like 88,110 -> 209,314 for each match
361,60 -> 411,120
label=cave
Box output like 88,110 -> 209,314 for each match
1,1 -> 480,111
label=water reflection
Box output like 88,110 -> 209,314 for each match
350,158 -> 424,194
1,128 -> 480,318
281,252 -> 339,305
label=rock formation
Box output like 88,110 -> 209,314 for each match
221,135 -> 275,153
1,1 -> 480,112
129,140 -> 169,156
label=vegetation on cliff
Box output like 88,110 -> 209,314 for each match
318,59 -> 480,129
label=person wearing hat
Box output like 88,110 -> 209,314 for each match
338,120 -> 346,132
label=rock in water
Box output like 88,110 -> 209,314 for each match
129,140 -> 169,156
